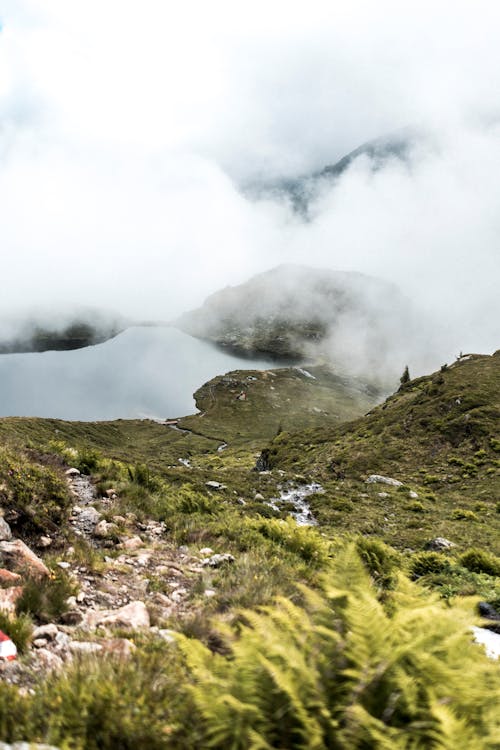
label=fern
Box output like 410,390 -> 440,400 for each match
179,543 -> 500,749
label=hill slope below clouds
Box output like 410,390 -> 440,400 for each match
177,264 -> 420,383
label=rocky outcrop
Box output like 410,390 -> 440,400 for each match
0,539 -> 50,578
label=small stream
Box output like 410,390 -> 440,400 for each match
267,483 -> 323,526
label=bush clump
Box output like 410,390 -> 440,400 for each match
16,570 -> 75,623
459,548 -> 500,577
409,551 -> 452,580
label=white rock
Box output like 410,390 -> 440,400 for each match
32,624 -> 59,641
472,627 -> 500,659
409,491 -> 419,499
199,547 -> 214,556
95,600 -> 150,629
0,517 -> 12,542
377,492 -> 389,498
57,561 -> 71,570
366,475 -> 403,487
65,467 -> 81,476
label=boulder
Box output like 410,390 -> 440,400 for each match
93,520 -> 118,539
94,600 -> 150,629
205,481 -> 226,490
366,475 -> 403,487
121,536 -> 143,551
426,537 -> 456,551
32,624 -> 59,642
202,553 -> 235,568
0,539 -> 50,578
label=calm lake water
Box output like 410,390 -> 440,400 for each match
0,326 -> 279,421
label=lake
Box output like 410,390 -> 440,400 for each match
0,326 -> 280,421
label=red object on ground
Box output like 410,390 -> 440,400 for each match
0,629 -> 17,660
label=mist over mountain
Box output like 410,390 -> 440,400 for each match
0,308 -> 126,354
177,264 -> 430,382
246,129 -> 423,215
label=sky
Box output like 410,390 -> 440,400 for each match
0,0 -> 499,365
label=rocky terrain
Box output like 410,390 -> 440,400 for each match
0,350 -> 498,747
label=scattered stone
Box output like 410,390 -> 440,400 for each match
426,537 -> 456,551
366,475 -> 403,487
199,547 -> 214,556
377,492 -> 389,498
0,517 -> 12,542
65,467 -> 81,476
93,520 -> 118,539
0,539 -> 50,578
105,488 -> 118,498
56,561 -> 71,570
205,481 -> 226,490
408,491 -> 419,499
204,589 -> 216,598
32,624 -> 58,642
33,638 -> 49,649
75,507 -> 101,534
478,602 -> 500,622
0,586 -> 23,614
202,553 -> 235,568
254,492 -> 265,501
121,536 -> 143,551
38,535 -> 52,548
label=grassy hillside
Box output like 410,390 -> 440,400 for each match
0,353 -> 499,748
267,352 -> 500,561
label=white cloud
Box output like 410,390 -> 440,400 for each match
0,0 -> 499,372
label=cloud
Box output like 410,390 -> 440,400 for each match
0,0 -> 499,374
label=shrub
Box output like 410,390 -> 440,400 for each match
459,549 -> 500,577
409,551 -> 452,580
407,500 -> 425,513
452,508 -> 478,521
16,569 -> 75,623
179,545 -> 500,749
255,517 -> 331,565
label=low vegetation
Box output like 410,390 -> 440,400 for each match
0,351 -> 498,746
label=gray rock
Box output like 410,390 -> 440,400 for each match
426,537 -> 456,551
32,624 -> 59,641
205,481 -> 226,490
202,553 -> 235,568
0,516 -> 12,541
366,475 -> 403,487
